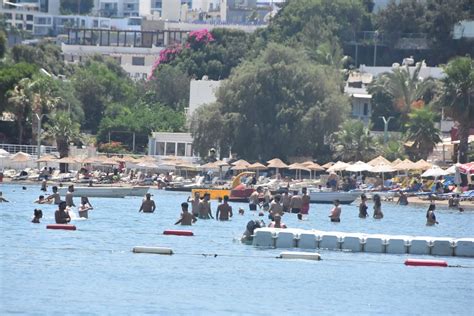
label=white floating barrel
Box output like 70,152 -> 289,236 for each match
279,251 -> 321,261
364,235 -> 387,253
253,229 -> 275,247
340,234 -> 364,252
275,231 -> 296,248
299,232 -> 319,249
454,238 -> 474,257
431,238 -> 454,256
319,233 -> 341,250
132,246 -> 173,255
409,237 -> 431,255
386,236 -> 409,254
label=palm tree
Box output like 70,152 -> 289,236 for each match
7,78 -> 33,144
369,61 -> 436,121
438,56 -> 473,163
44,111 -> 81,172
404,108 -> 441,160
332,120 -> 378,161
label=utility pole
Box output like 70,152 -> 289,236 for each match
373,30 -> 379,66
380,116 -> 393,144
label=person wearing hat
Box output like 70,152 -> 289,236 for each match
139,193 -> 156,213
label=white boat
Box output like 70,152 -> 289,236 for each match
309,190 -> 360,204
58,187 -> 132,198
130,186 -> 150,197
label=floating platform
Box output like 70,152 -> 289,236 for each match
252,228 -> 474,257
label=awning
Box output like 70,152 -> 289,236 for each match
352,93 -> 372,99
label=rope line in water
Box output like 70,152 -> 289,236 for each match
8,245 -> 474,268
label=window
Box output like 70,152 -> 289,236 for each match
26,24 -> 33,31
26,15 -> 33,21
177,143 -> 186,156
156,142 -> 165,155
186,143 -> 193,157
15,14 -> 23,20
166,142 -> 176,155
132,57 -> 145,66
16,23 -> 23,29
363,103 -> 369,116
4,13 -> 12,19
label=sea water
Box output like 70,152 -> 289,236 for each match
0,184 -> 473,315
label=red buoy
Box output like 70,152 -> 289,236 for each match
47,224 -> 77,231
404,259 -> 447,267
163,230 -> 194,236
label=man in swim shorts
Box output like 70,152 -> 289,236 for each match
301,187 -> 310,215
139,193 -> 156,213
175,202 -> 197,225
216,195 -> 233,221
289,190 -> 303,214
249,187 -> 261,211
198,193 -> 214,219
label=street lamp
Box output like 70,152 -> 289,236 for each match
35,113 -> 47,161
379,116 -> 393,144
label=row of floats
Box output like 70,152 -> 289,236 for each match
252,228 -> 474,257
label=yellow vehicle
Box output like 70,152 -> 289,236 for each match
191,172 -> 255,200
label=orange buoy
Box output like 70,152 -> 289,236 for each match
404,259 -> 447,267
47,224 -> 77,231
163,230 -> 193,236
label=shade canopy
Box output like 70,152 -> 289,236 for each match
394,159 -> 417,171
445,164 -> 459,174
321,162 -> 335,169
327,161 -> 349,172
57,156 -> 78,164
459,162 -> 474,174
10,152 -> 32,162
137,161 -> 160,169
370,163 -> 396,173
231,159 -> 250,167
288,163 -> 310,171
391,158 -> 403,167
421,165 -> 449,177
248,162 -> 267,171
412,159 -> 433,171
346,161 -> 373,172
302,161 -> 325,171
368,155 -> 391,167
36,154 -> 57,163
0,149 -> 10,156
267,159 -> 288,169
201,161 -> 227,169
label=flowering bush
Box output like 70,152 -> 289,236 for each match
99,141 -> 129,154
148,29 -> 214,80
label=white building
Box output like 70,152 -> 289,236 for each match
147,132 -> 197,160
187,78 -> 222,117
344,72 -> 373,125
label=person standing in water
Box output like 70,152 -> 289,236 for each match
65,185 -> 75,207
79,196 -> 93,218
329,200 -> 341,222
46,186 -> 61,204
139,193 -> 156,213
301,187 -> 310,216
32,209 -> 43,223
188,192 -> 200,216
268,195 -> 284,220
55,201 -> 71,224
373,194 -> 383,219
216,195 -> 233,221
249,187 -> 261,211
40,179 -> 47,192
359,194 -> 369,218
289,190 -> 303,214
426,204 -> 439,226
397,191 -> 408,206
281,191 -> 291,213
175,202 -> 197,226
198,193 -> 214,219
268,214 -> 287,228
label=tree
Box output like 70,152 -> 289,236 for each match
332,120 -> 378,161
0,62 -> 37,114
44,111 -> 81,172
146,64 -> 190,110
0,31 -> 6,59
404,108 -> 441,160
438,56 -> 474,163
11,43 -> 72,76
191,43 -> 349,161
60,0 -> 94,15
6,78 -> 33,144
368,62 -> 436,124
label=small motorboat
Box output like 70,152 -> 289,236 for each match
308,190 -> 360,204
58,186 -> 133,198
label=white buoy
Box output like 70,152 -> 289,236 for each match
275,231 -> 296,248
431,238 -> 454,256
454,238 -> 474,257
132,246 -> 173,255
279,251 -> 321,261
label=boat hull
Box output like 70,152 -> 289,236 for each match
129,186 -> 150,196
309,191 -> 359,204
58,187 -> 132,198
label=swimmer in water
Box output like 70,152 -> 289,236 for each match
359,194 -> 368,218
0,192 -> 9,202
32,209 -> 43,223
55,201 -> 71,224
175,202 -> 197,225
426,204 -> 439,226
216,195 -> 233,221
329,199 -> 341,222
139,193 -> 156,213
373,194 -> 384,219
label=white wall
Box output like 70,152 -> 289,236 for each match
188,79 -> 222,116
162,0 -> 181,20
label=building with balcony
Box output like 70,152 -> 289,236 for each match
147,132 -> 197,160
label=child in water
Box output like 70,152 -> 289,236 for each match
426,204 -> 439,226
78,196 -> 93,219
32,209 -> 43,223
373,194 -> 384,219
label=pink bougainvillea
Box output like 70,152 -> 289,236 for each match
148,29 -> 214,81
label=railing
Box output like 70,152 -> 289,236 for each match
0,144 -> 57,155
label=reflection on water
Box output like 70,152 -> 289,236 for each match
1,184 -> 473,315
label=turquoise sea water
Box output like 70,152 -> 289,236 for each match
1,184 -> 473,315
